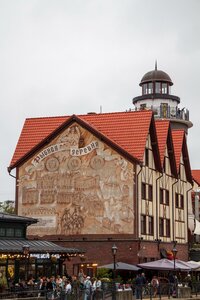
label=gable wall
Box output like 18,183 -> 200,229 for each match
17,123 -> 136,236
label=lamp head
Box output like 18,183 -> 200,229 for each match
112,244 -> 118,255
172,247 -> 178,258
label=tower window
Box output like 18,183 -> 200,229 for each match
155,82 -> 161,93
142,83 -> 153,95
140,104 -> 147,110
162,83 -> 168,94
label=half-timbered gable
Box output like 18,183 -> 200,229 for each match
171,130 -> 193,244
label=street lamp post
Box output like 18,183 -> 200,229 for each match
172,247 -> 178,272
22,244 -> 30,281
111,244 -> 118,300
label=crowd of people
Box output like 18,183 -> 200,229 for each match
12,270 -> 102,300
133,272 -> 194,299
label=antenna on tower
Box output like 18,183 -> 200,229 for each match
155,60 -> 157,71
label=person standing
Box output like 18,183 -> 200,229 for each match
92,277 -> 102,300
65,279 -> 72,299
135,274 -> 143,299
84,276 -> 92,300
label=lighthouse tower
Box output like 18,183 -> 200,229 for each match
132,63 -> 193,133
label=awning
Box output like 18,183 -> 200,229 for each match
0,239 -> 85,256
98,262 -> 140,271
137,258 -> 192,271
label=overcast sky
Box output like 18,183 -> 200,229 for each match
0,0 -> 200,202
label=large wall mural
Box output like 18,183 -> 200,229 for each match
18,123 -> 135,236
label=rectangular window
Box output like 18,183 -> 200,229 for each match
155,82 -> 161,93
165,190 -> 169,205
0,228 -> 5,237
159,218 -> 164,236
145,148 -> 149,166
175,193 -> 179,208
141,215 -> 146,234
166,219 -> 170,237
160,188 -> 164,204
15,228 -> 23,238
148,82 -> 153,94
142,183 -> 146,199
140,103 -> 147,110
149,216 -> 154,235
148,185 -> 153,201
180,195 -> 184,209
143,84 -> 148,95
162,83 -> 168,94
6,228 -> 14,237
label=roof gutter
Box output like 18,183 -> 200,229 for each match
7,167 -> 16,179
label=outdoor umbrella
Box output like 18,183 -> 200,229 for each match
180,260 -> 200,270
137,258 -> 191,271
98,262 -> 140,271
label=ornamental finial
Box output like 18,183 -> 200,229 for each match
155,60 -> 157,71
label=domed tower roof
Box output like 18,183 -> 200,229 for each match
139,64 -> 173,86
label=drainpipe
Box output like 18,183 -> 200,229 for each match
186,184 -> 194,256
156,172 -> 163,244
136,164 -> 143,239
172,178 -> 179,242
7,167 -> 17,213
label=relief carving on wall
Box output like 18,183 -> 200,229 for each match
18,124 -> 135,236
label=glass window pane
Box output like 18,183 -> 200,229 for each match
166,219 -> 170,237
143,84 -> 148,95
148,83 -> 153,94
155,82 -> 161,93
162,83 -> 168,94
0,228 -> 5,236
15,228 -> 23,237
6,228 -> 14,237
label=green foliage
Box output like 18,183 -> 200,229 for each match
97,268 -> 112,280
0,201 -> 15,214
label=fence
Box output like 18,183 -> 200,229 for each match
1,282 -> 200,300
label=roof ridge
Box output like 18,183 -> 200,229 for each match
24,110 -> 152,120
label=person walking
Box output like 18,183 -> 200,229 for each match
151,276 -> 159,297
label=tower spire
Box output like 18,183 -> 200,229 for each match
155,60 -> 157,71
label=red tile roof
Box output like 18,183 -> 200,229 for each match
172,129 -> 192,183
9,110 -> 154,170
192,170 -> 200,186
171,130 -> 185,173
155,120 -> 170,166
